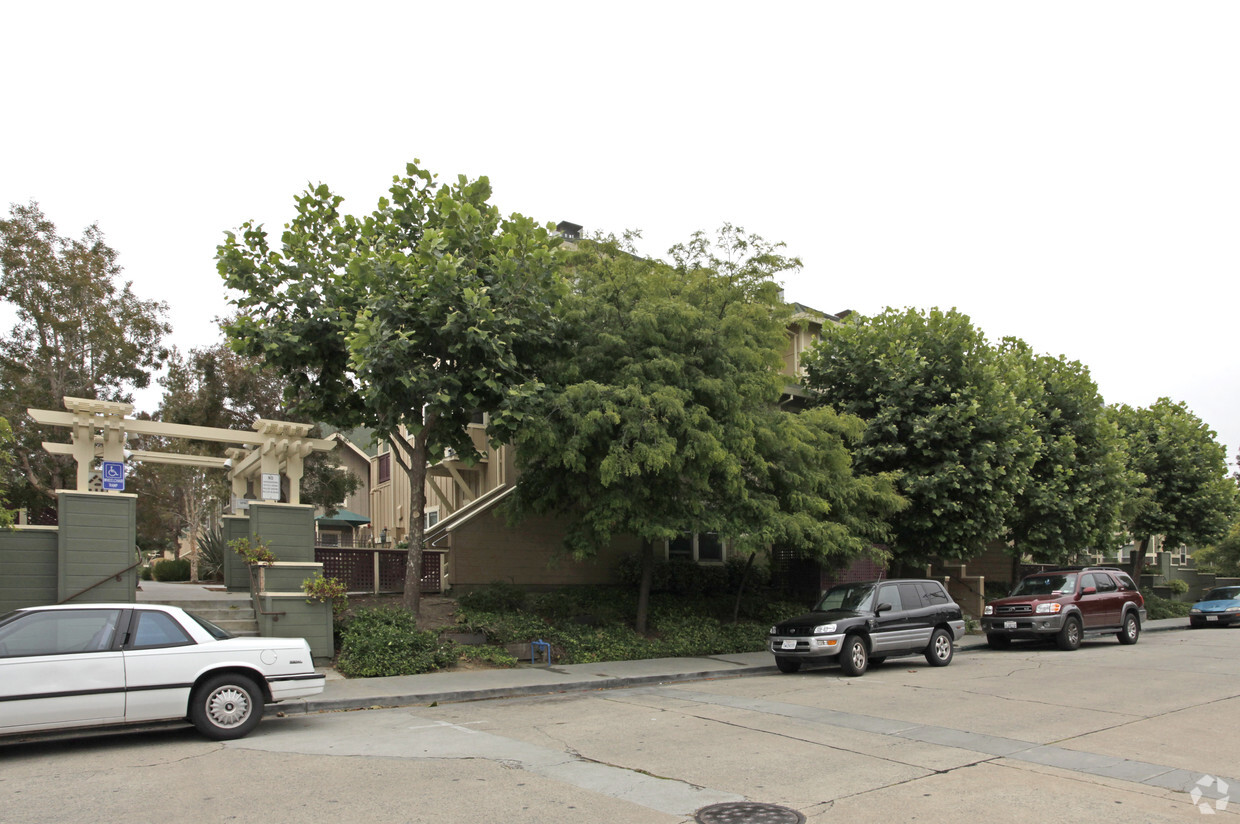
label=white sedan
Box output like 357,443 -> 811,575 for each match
0,603 -> 325,740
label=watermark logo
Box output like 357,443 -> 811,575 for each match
1190,775 -> 1230,814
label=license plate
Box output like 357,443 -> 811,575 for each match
781,640 -> 797,650
1208,615 -> 1219,622
1004,621 -> 1017,629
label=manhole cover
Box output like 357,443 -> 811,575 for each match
695,802 -> 806,824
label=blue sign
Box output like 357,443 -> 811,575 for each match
102,460 -> 125,491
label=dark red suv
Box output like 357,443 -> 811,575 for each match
981,567 -> 1146,650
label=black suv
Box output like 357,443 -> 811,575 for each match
768,579 -> 966,677
981,567 -> 1145,650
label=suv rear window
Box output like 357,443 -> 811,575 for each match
1011,574 -> 1077,596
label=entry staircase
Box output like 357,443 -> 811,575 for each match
144,595 -> 260,636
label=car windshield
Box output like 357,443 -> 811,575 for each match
1202,588 -> 1240,602
814,583 -> 875,612
188,612 -> 235,640
1010,574 -> 1077,597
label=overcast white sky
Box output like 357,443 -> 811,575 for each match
3,2 -> 1237,468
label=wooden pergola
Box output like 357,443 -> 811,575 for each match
28,396 -> 335,505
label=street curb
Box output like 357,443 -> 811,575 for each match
294,667 -> 780,714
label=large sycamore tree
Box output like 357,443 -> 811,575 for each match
509,229 -> 903,631
218,162 -> 564,613
0,201 -> 169,514
1000,340 -> 1132,567
1113,398 -> 1239,578
803,307 -> 1038,569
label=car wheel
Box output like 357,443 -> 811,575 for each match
775,656 -> 801,674
925,628 -> 954,666
986,634 -> 1011,650
1116,612 -> 1140,645
839,635 -> 868,677
1055,616 -> 1082,651
191,673 -> 264,740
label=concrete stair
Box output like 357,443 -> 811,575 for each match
152,599 -> 261,637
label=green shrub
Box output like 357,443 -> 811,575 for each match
152,558 -> 190,581
457,581 -> 528,613
1166,578 -> 1190,596
139,565 -> 153,581
616,555 -> 748,596
457,645 -> 519,668
456,610 -> 556,645
1142,589 -> 1191,619
336,607 -> 457,678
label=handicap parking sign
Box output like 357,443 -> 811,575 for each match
102,460 -> 125,491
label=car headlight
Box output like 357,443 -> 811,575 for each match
1035,603 -> 1062,614
984,605 -> 993,615
1190,608 -> 1202,614
1227,607 -> 1240,614
813,623 -> 837,634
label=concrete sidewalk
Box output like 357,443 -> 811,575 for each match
286,617 -> 1190,715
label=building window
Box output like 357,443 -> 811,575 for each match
377,453 -> 391,484
668,532 -> 693,560
698,532 -> 723,562
665,532 -> 726,563
426,510 -> 440,529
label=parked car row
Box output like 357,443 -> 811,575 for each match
769,566 -> 1153,678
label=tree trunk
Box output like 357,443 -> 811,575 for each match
398,432 -> 429,616
1128,536 -> 1150,583
732,552 -> 756,624
635,539 -> 654,634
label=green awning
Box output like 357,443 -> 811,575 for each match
316,508 -> 371,528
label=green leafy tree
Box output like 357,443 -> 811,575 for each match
0,416 -> 15,528
218,161 -> 565,613
1112,399 -> 1240,577
802,307 -> 1038,568
1193,520 -> 1240,576
1000,340 -> 1131,566
510,229 -> 903,632
0,201 -> 170,510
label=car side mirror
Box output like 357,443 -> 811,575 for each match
876,602 -> 893,614
1080,587 -> 1097,596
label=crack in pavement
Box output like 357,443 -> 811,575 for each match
640,686 -> 1238,801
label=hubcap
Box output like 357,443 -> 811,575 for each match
934,636 -> 950,659
207,686 -> 251,728
851,643 -> 865,668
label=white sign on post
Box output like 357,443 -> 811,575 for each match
261,473 -> 281,501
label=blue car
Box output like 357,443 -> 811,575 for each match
1189,586 -> 1240,628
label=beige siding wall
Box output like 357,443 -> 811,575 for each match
371,427 -> 514,543
446,509 -> 640,590
336,446 -> 371,517
966,544 -> 1017,587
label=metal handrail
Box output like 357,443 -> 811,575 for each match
58,561 -> 143,604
